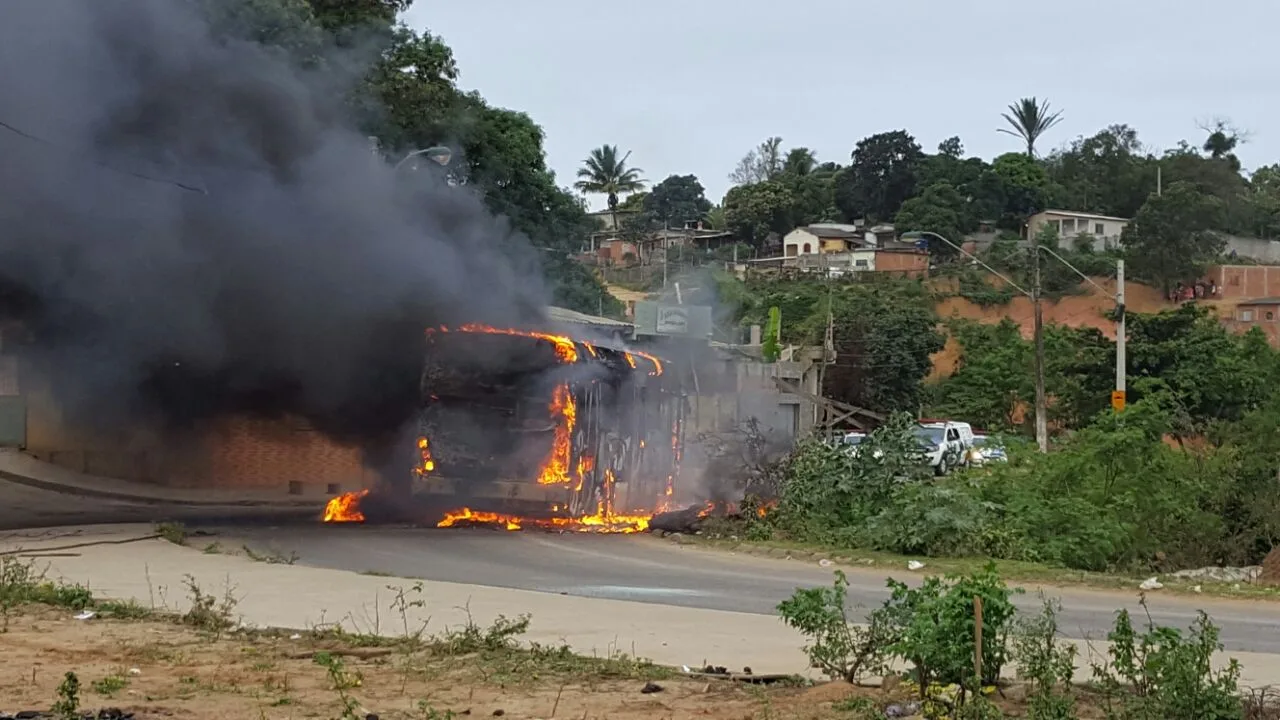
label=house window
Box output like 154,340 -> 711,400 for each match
802,243 -> 811,254
855,259 -> 869,268
1268,311 -> 1275,321
1061,218 -> 1075,232
1241,310 -> 1255,322
1095,223 -> 1105,235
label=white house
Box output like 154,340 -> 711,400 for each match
1027,210 -> 1129,251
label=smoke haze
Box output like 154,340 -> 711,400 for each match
0,0 -> 550,447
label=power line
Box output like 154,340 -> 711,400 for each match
0,117 -> 207,194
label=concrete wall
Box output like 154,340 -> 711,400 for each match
1222,235 -> 1280,264
687,354 -> 819,443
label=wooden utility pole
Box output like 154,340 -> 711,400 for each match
974,596 -> 985,684
1031,233 -> 1048,452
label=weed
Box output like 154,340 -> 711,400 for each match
90,674 -> 128,697
832,696 -> 884,717
776,570 -> 891,682
313,652 -> 362,719
435,607 -> 530,655
0,555 -> 95,630
1014,596 -> 1077,720
181,574 -> 239,638
203,542 -> 223,554
241,544 -> 298,565
1091,597 -> 1241,720
416,701 -> 457,719
96,598 -> 152,620
388,581 -> 429,644
51,671 -> 80,720
155,522 -> 189,546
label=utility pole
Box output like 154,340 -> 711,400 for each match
1114,259 -> 1126,412
1031,230 -> 1048,453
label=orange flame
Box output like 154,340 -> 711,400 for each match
575,454 -> 595,492
433,324 -> 579,364
632,350 -> 664,376
435,506 -> 649,533
437,507 -> 523,531
537,383 -> 576,485
622,353 -> 637,369
415,436 -> 436,477
323,490 -> 369,523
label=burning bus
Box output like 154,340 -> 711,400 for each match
325,323 -> 686,532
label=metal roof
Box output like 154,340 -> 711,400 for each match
547,306 -> 633,329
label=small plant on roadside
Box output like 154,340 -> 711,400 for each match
0,556 -> 95,630
776,570 -> 891,682
389,581 -> 429,643
181,574 -> 238,638
241,544 -> 299,565
879,565 -> 1018,706
1091,598 -> 1241,720
435,608 -> 530,655
1014,597 -> 1078,720
416,701 -> 457,719
832,696 -> 886,718
90,674 -> 129,697
313,651 -> 362,719
51,671 -> 80,720
155,522 -> 189,546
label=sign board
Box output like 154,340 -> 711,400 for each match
656,306 -> 690,334
1111,390 -> 1126,413
633,302 -> 712,339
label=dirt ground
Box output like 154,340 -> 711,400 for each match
0,605 -> 919,720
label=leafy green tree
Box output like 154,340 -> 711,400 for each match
991,152 -> 1050,227
574,145 -> 645,229
833,130 -> 923,222
1044,124 -> 1158,219
722,181 -> 797,248
894,182 -> 967,258
933,319 -> 1031,431
1122,181 -> 1225,294
998,97 -> 1064,157
819,283 -> 943,413
643,174 -> 712,228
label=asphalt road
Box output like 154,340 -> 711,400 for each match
208,523 -> 1280,654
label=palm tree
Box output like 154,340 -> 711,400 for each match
998,97 -> 1064,157
574,145 -> 645,231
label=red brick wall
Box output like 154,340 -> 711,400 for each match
203,417 -> 369,493
1208,265 -> 1280,299
875,250 -> 929,278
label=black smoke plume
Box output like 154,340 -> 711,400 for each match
0,0 -> 548,449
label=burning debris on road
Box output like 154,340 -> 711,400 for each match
323,323 -> 688,534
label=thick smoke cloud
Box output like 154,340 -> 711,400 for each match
0,0 -> 549,447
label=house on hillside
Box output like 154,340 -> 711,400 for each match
1026,210 -> 1129,251
1222,297 -> 1280,347
783,224 -> 877,257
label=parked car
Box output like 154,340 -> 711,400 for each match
839,431 -> 885,459
914,421 -> 975,476
967,434 -> 1007,466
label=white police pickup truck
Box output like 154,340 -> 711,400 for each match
913,420 -> 975,476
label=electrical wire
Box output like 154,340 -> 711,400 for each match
0,117 -> 207,194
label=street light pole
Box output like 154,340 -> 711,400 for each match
393,146 -> 452,171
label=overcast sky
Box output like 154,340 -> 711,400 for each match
405,0 -> 1275,211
